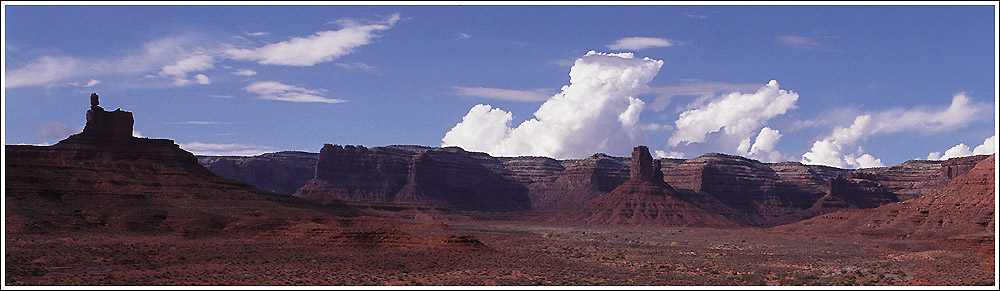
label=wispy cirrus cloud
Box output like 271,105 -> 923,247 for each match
170,121 -> 234,125
5,35 -> 210,88
233,69 -> 257,76
226,13 -> 401,66
159,54 -> 215,86
607,37 -> 677,51
8,13 -> 405,88
37,121 -> 80,141
244,81 -> 346,104
776,35 -> 825,49
453,86 -> 554,102
335,62 -> 378,73
647,80 -> 765,112
5,56 -> 83,88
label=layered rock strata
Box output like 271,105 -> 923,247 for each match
777,155 -> 995,239
663,154 -> 840,226
548,146 -> 741,227
195,138 -> 981,227
851,155 -> 988,201
294,144 -> 532,212
198,151 -> 318,194
499,153 -> 630,209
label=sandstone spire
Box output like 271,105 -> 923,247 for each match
81,93 -> 134,140
630,145 -> 655,181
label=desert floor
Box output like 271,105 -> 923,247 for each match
5,220 -> 994,286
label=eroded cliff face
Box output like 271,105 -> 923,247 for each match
850,155 -> 988,201
196,137 -> 982,226
294,144 -> 532,212
198,151 -> 319,194
548,146 -> 741,227
661,154 -> 837,226
777,155 -> 995,239
397,149 -> 531,212
500,153 -> 630,210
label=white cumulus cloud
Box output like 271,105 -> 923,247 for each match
668,80 -> 799,150
849,153 -> 884,168
179,142 -> 275,156
744,127 -> 789,162
244,81 -> 346,104
654,150 -> 685,159
607,37 -> 676,51
803,93 -> 986,168
975,135 -> 998,155
442,51 -> 663,159
226,13 -> 400,66
927,135 -> 997,160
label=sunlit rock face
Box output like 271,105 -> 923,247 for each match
546,146 -> 742,228
779,155 -> 995,239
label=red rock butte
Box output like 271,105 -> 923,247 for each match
4,94 -> 358,236
549,146 -> 740,228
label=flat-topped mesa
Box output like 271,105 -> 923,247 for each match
80,93 -> 134,140
630,145 -> 656,181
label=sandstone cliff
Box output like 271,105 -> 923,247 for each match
500,153 -> 630,209
294,144 -> 532,212
198,151 -> 318,194
776,155 -> 995,239
851,155 -> 988,201
662,154 -> 841,226
547,146 -> 741,227
191,131 -> 978,227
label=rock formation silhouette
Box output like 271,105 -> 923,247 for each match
81,94 -> 134,141
5,93 -> 357,235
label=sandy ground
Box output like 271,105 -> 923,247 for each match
4,220 -> 994,286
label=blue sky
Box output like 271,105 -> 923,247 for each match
3,4 -> 996,168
